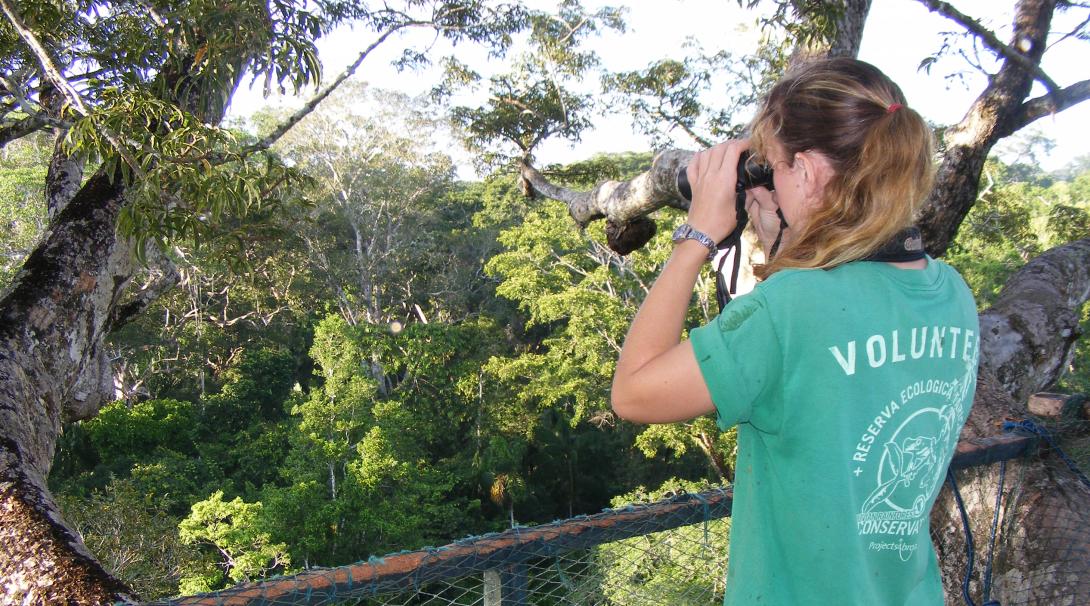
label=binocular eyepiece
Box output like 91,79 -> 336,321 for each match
676,150 -> 775,201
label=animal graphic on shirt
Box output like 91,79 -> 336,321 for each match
861,435 -> 938,514
861,400 -> 961,516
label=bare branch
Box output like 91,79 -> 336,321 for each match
519,151 -> 691,227
0,0 -> 89,116
108,253 -> 181,333
1004,78 -> 1090,135
245,24 -> 415,154
916,0 -> 1062,95
0,114 -> 48,147
1047,9 -> 1090,49
0,76 -> 72,131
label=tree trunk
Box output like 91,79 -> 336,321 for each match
0,33 -> 250,599
0,173 -> 140,604
930,238 -> 1090,605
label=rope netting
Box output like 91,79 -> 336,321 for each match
934,412 -> 1090,606
135,413 -> 1090,606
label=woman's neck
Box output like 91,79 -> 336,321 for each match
887,258 -> 928,270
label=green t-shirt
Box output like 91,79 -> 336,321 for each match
690,258 -> 979,605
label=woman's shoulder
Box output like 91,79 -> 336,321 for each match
754,260 -> 957,304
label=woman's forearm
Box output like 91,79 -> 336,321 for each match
611,140 -> 745,423
613,240 -> 707,387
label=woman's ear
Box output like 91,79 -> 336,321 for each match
797,150 -> 834,207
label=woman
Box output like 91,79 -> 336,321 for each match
611,58 -> 979,605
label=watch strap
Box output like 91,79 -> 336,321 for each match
672,223 -> 717,260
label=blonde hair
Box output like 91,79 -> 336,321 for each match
749,58 -> 935,279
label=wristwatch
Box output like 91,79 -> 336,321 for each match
672,223 -> 717,260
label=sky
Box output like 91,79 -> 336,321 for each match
227,1 -> 1090,175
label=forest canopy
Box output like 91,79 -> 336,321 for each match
0,0 -> 1088,604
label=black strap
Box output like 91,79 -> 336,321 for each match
768,208 -> 787,259
713,192 -> 751,311
861,226 -> 926,263
713,204 -> 927,312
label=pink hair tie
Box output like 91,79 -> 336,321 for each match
886,103 -> 904,114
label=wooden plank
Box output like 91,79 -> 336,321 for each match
948,433 -> 1034,471
1028,392 -> 1067,417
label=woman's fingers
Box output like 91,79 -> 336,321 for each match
746,187 -> 784,254
686,140 -> 750,243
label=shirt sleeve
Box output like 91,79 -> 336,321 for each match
688,290 -> 783,431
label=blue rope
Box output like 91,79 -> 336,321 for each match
982,460 -> 1005,606
1003,418 -> 1090,489
947,469 -> 977,606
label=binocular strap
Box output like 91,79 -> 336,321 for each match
714,208 -> 788,312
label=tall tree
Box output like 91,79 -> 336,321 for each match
270,82 -> 457,327
0,1 -> 529,602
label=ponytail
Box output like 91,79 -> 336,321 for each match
749,58 -> 935,279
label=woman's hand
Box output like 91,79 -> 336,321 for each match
745,187 -> 785,258
685,139 -> 750,243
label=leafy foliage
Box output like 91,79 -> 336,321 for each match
447,0 -> 625,169
57,478 -> 201,599
0,135 -> 49,288
179,490 -> 291,590
482,154 -> 733,485
267,82 -> 467,326
602,39 -> 785,149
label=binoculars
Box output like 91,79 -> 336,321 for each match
676,150 -> 775,202
675,150 -> 776,312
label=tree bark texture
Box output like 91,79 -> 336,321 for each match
0,33 -> 250,600
819,0 -> 874,59
978,238 -> 1090,407
917,0 -> 1060,256
929,238 -> 1090,605
0,173 -> 140,604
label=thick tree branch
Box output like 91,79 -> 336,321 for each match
0,114 -> 47,147
519,152 -> 693,227
917,0 -> 1057,256
825,0 -> 874,58
42,86 -> 84,220
978,237 -> 1090,407
520,151 -> 699,255
1003,78 -> 1090,136
916,0 -> 1061,95
931,239 -> 1090,605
